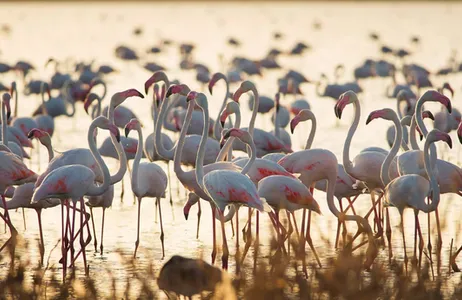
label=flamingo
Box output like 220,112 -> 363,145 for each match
270,93 -> 291,149
233,81 -> 292,157
434,83 -> 460,133
290,108 -> 363,248
1,128 -> 58,263
334,91 -> 401,236
195,111 -> 271,270
386,90 -> 413,149
10,82 -> 38,136
0,93 -> 29,160
173,91 -> 239,264
370,109 -> 450,272
208,72 -> 232,141
125,118 -> 168,258
277,137 -> 378,270
32,115 -> 120,280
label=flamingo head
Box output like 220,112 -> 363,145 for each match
124,118 -> 141,137
153,83 -> 161,107
208,72 -> 225,95
415,110 -> 435,140
111,88 -> 144,109
335,90 -> 357,119
441,82 -> 454,98
94,116 -> 120,142
366,108 -> 396,125
144,71 -> 168,95
2,92 -> 11,119
290,109 -> 314,134
166,84 -> 190,98
220,128 -> 252,148
420,90 -> 452,113
233,81 -> 255,103
428,129 -> 452,149
83,93 -> 100,114
183,193 -> 197,220
28,128 -> 51,147
220,101 -> 239,127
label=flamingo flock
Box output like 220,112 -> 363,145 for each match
1,48 -> 462,285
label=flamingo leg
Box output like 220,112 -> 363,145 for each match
413,211 -> 418,267
240,208 -> 254,264
218,208 -> 229,270
210,202 -> 217,264
300,208 -> 308,277
157,198 -> 165,259
427,197 -> 433,272
134,197 -> 142,258
22,208 -> 26,231
345,195 -> 359,215
70,201 -> 77,264
35,208 -> 45,265
100,207 -> 106,255
285,211 -> 294,256
340,199 -> 348,247
61,202 -> 67,282
400,213 -> 408,275
154,199 -> 158,223
435,207 -> 443,275
305,210 -> 322,268
79,198 -> 89,275
89,207 -> 98,252
335,198 -> 343,249
386,207 -> 393,264
235,207 -> 240,274
62,206 -> 92,266
167,162 -> 173,206
127,163 -> 137,205
416,213 -> 424,270
256,211 -> 260,243
196,198 -> 201,239
120,177 -> 125,202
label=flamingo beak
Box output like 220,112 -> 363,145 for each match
423,110 -> 435,121
220,110 -> 229,128
439,132 -> 453,149
124,127 -> 130,138
208,81 -> 215,95
109,125 -> 120,142
290,116 -> 300,134
83,98 -> 91,114
365,113 -> 374,125
27,129 -> 37,139
144,78 -> 154,95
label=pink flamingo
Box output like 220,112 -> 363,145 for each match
208,72 -> 232,141
434,83 -> 460,133
34,82 -> 55,136
125,118 -> 168,258
278,124 -> 378,270
172,90 -> 239,264
370,109 -> 450,273
195,107 -> 271,271
233,81 -> 292,157
1,128 -> 58,263
32,116 -> 119,280
290,109 -> 363,248
10,82 -> 38,136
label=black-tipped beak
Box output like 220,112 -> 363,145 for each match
447,101 -> 452,114
334,103 -> 338,118
208,85 -> 213,95
220,120 -> 225,128
115,132 -> 121,143
7,111 -> 11,120
165,88 -> 173,98
27,131 -> 34,139
124,128 -> 130,138
365,115 -> 373,125
184,212 -> 189,220
427,111 -> 435,120
447,137 -> 453,149
419,133 -> 424,141
459,134 -> 462,145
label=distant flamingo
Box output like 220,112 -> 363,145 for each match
208,72 -> 232,141
434,82 -> 460,133
32,116 -> 120,280
34,82 -> 55,136
125,118 -> 168,258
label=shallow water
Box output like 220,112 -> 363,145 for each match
1,0 -> 462,294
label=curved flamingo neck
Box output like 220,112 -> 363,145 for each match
1,99 -> 8,146
131,126 -> 143,195
86,122 -> 111,196
213,77 -> 229,141
409,115 -> 420,150
240,138 -> 256,176
248,86 -> 259,137
195,101 -> 211,191
106,101 -> 128,184
305,114 -> 317,150
216,107 -> 241,162
44,141 -> 54,162
415,98 -> 436,167
421,137 -> 440,213
174,100 -> 194,178
155,93 -> 175,160
13,85 -> 18,118
380,113 -> 402,186
342,99 -> 360,173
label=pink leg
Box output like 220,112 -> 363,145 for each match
196,198 -> 201,239
218,209 -> 229,270
134,197 -> 142,258
79,198 -> 88,275
35,208 -> 45,265
61,201 -> 67,282
157,198 -> 165,259
210,203 -> 217,264
100,208 -> 106,255
235,207 -> 241,274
